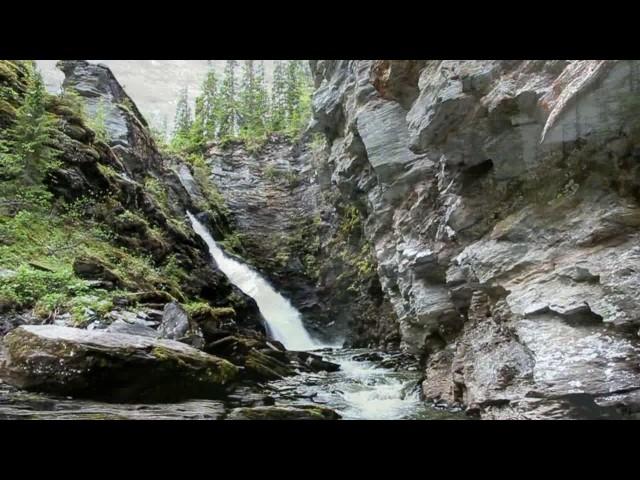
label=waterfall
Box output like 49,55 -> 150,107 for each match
187,212 -> 318,351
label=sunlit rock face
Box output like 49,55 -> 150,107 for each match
310,59 -> 640,418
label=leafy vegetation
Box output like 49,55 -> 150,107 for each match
87,98 -> 109,143
0,61 -> 198,323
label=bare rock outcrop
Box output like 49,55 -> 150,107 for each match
309,60 -> 640,418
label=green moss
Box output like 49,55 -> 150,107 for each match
264,164 -> 277,180
96,163 -> 119,182
57,88 -> 87,121
250,212 -> 324,280
151,346 -> 185,364
0,265 -> 88,310
188,154 -> 230,216
0,61 -> 19,84
219,232 -> 244,254
262,164 -> 298,186
339,205 -> 362,237
151,345 -> 238,385
184,301 -> 236,323
144,177 -> 170,212
0,61 -> 30,95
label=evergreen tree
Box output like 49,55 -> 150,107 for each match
4,66 -> 58,186
285,60 -> 302,121
284,60 -> 313,137
238,60 -> 270,141
190,94 -> 206,150
171,87 -> 192,148
238,60 -> 256,135
255,61 -> 269,136
0,62 -> 59,209
217,60 -> 239,139
193,66 -> 220,143
270,60 -> 288,132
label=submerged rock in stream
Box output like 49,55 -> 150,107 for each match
0,325 -> 238,402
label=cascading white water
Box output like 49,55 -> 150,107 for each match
187,211 -> 455,419
187,212 -> 318,351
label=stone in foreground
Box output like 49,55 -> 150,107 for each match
226,404 -> 341,420
0,325 -> 238,402
0,384 -> 226,420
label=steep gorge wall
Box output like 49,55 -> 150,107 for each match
204,138 -> 397,347
308,60 -> 640,418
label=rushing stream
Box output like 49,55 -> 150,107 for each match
188,212 -> 461,420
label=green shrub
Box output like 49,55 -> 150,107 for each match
87,98 -> 109,143
0,265 -> 88,310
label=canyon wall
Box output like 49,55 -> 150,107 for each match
306,60 -> 640,418
204,138 -> 397,347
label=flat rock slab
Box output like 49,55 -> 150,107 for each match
226,404 -> 341,420
0,325 -> 238,402
0,385 -> 226,420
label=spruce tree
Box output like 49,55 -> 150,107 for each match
195,66 -> 219,142
270,60 -> 288,133
283,60 -> 313,137
217,60 -> 239,140
255,61 -> 269,137
171,87 -> 193,149
238,60 -> 256,136
0,62 -> 59,209
7,66 -> 58,186
285,60 -> 302,122
238,60 -> 270,141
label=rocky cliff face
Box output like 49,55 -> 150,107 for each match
0,60 -> 264,335
57,60 -> 266,330
204,137 -> 397,346
308,60 -> 640,418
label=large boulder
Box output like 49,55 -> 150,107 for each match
0,325 -> 238,402
158,302 -> 205,349
204,335 -> 296,381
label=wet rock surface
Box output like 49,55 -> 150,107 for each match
226,404 -> 341,420
0,383 -> 227,420
0,344 -> 451,420
309,60 -> 640,418
4,59 -> 640,420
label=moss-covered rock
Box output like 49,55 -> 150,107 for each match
204,335 -> 295,381
73,256 -> 123,287
0,325 -> 239,402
